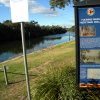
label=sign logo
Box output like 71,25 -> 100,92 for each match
87,8 -> 95,16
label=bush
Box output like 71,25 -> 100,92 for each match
32,65 -> 100,100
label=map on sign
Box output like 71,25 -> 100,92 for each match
87,69 -> 100,79
10,0 -> 29,23
78,7 -> 100,88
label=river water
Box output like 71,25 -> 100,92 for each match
0,32 -> 75,62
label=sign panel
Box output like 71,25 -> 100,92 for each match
78,6 -> 100,88
10,0 -> 29,23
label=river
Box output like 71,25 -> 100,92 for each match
0,32 -> 75,62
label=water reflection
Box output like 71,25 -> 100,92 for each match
0,32 -> 75,62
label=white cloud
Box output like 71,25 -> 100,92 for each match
0,0 -> 10,7
29,0 -> 58,16
0,0 -> 58,16
31,5 -> 58,16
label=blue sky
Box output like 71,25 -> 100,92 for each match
0,0 -> 74,27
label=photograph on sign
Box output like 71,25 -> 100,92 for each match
80,26 -> 96,37
80,50 -> 100,64
87,69 -> 100,79
10,0 -> 29,23
78,6 -> 100,88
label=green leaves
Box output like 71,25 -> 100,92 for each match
49,0 -> 72,9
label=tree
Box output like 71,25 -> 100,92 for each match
68,26 -> 75,32
3,20 -> 12,25
49,0 -> 77,9
50,0 -> 100,9
0,20 -> 67,42
30,20 -> 39,25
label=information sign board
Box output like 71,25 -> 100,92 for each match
77,6 -> 100,88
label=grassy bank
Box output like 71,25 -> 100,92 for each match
0,41 -> 100,100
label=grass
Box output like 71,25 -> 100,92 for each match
0,41 -> 100,100
32,66 -> 77,100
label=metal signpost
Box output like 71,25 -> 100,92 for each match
10,0 -> 31,99
75,0 -> 100,88
21,22 -> 31,100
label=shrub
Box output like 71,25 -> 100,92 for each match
32,65 -> 100,100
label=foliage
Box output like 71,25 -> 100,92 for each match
32,65 -> 100,100
49,0 -> 76,9
32,66 -> 77,100
0,20 -> 67,42
67,26 -> 75,32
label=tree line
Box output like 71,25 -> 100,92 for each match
0,20 -> 67,43
67,26 -> 75,32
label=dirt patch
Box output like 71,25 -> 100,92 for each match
0,81 -> 27,100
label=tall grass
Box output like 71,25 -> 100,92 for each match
32,65 -> 100,100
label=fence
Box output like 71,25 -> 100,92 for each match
0,66 -> 8,85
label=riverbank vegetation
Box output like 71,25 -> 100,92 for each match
67,26 -> 75,32
0,41 -> 100,99
0,20 -> 67,43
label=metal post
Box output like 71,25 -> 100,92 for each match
74,6 -> 80,87
20,22 -> 31,100
3,66 -> 8,85
69,32 -> 70,41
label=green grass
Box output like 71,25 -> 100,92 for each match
0,41 -> 100,100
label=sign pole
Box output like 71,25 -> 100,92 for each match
20,22 -> 31,100
69,32 -> 70,41
74,6 -> 80,87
